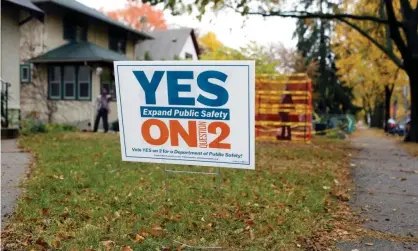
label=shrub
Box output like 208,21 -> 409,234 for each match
45,123 -> 77,132
21,120 -> 78,135
21,119 -> 47,135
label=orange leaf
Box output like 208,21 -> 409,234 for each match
151,224 -> 164,236
101,240 -> 115,250
134,234 -> 145,243
120,246 -> 133,251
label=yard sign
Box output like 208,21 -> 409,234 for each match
114,61 -> 255,169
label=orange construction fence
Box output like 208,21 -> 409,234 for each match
255,74 -> 313,142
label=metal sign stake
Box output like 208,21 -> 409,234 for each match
164,166 -> 222,200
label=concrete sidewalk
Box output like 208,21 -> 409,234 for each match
1,139 -> 31,228
338,132 -> 418,250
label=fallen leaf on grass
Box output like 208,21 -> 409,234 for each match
139,231 -> 150,237
52,174 -> 64,180
134,234 -> 145,243
249,229 -> 255,240
56,232 -> 75,240
170,214 -> 182,221
151,224 -> 164,236
234,228 -> 244,234
120,246 -> 133,251
113,211 -> 120,220
177,244 -> 186,250
40,208 -> 50,216
35,237 -> 50,249
246,219 -> 255,226
152,224 -> 163,231
60,211 -> 70,219
101,240 -> 115,250
277,217 -> 286,225
52,240 -> 61,248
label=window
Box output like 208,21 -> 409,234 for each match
48,65 -> 92,100
100,67 -> 115,99
63,66 -> 76,99
20,64 -> 31,83
109,29 -> 127,54
63,16 -> 87,42
78,66 -> 91,100
185,52 -> 193,60
49,66 -> 61,99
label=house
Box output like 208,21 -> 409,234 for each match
136,28 -> 200,61
18,0 -> 153,128
1,0 -> 44,128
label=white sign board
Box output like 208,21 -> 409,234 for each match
114,61 -> 255,169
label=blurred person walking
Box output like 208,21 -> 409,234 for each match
93,88 -> 112,133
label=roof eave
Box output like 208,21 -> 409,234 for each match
5,0 -> 45,22
32,0 -> 153,40
190,30 -> 201,57
29,58 -> 119,63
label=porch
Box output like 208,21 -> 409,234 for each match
23,42 -> 125,130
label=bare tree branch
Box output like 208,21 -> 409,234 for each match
384,0 -> 408,59
227,3 -> 405,68
400,0 -> 413,19
227,5 -> 403,26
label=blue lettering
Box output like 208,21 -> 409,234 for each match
133,71 -> 165,104
167,71 -> 195,106
197,70 -> 228,107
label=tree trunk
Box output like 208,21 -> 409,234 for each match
384,85 -> 393,132
371,102 -> 384,128
404,68 -> 418,142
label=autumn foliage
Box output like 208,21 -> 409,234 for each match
199,32 -> 223,53
104,1 -> 167,31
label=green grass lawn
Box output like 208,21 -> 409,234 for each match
2,132 -> 351,250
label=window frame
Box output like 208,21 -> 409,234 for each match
100,67 -> 116,99
48,65 -> 92,101
185,52 -> 193,60
77,65 -> 92,100
49,66 -> 62,100
109,28 -> 127,54
63,15 -> 88,42
20,64 -> 31,83
63,66 -> 76,100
